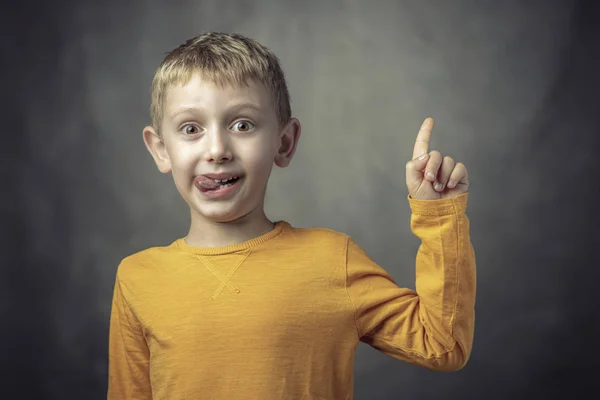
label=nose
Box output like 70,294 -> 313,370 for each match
203,127 -> 233,164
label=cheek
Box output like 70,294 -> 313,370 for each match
168,144 -> 197,171
166,145 -> 198,189
242,141 -> 277,178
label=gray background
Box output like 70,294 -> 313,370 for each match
2,0 -> 600,398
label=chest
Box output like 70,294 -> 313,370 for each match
137,256 -> 354,355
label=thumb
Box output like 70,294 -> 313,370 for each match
405,152 -> 429,188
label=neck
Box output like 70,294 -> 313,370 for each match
185,207 -> 275,248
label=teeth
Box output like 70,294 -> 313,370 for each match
214,176 -> 238,183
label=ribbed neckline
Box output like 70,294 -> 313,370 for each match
172,220 -> 289,255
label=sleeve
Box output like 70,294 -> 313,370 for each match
107,276 -> 152,399
345,192 -> 476,372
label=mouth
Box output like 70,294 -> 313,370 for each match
194,173 -> 243,197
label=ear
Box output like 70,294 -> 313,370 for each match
274,118 -> 301,168
143,126 -> 172,174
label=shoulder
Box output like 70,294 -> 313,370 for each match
115,241 -> 182,283
284,223 -> 350,252
290,225 -> 348,239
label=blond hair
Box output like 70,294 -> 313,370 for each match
150,32 -> 291,131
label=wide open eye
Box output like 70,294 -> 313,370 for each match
183,124 -> 201,135
231,120 -> 255,132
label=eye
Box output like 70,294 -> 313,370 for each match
231,120 -> 255,132
183,124 -> 201,135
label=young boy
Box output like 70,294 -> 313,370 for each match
108,32 -> 476,400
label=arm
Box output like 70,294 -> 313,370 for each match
107,277 -> 152,399
346,193 -> 476,372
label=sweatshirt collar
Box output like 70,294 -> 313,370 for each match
172,220 -> 289,255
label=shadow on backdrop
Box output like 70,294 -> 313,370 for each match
2,0 -> 599,399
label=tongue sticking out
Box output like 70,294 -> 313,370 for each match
195,176 -> 238,192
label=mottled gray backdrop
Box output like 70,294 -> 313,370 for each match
2,0 -> 600,399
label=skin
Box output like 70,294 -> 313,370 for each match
143,74 -> 301,247
144,76 -> 466,247
405,117 -> 469,200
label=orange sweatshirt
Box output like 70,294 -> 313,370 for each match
108,193 -> 476,399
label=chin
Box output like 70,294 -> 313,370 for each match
191,203 -> 255,224
185,179 -> 267,224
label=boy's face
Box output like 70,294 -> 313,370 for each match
143,74 -> 300,224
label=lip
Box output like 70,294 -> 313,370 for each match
199,172 -> 243,180
194,174 -> 243,200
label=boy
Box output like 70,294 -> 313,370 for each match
108,32 -> 476,399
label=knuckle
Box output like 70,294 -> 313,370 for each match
430,150 -> 442,158
405,160 -> 413,169
444,156 -> 454,164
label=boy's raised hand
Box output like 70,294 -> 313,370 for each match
405,118 -> 469,200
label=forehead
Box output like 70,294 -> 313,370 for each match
163,74 -> 274,118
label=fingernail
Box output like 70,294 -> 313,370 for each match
427,171 -> 435,180
435,182 -> 443,191
448,180 -> 455,188
418,153 -> 428,160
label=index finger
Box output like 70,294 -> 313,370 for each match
412,117 -> 434,159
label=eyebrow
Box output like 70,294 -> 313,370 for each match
170,103 -> 263,119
